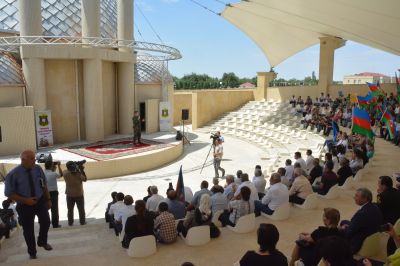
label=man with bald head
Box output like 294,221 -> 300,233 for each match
4,150 -> 52,259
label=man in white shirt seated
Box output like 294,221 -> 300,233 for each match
114,195 -> 135,235
284,159 -> 294,185
254,173 -> 289,216
145,186 -> 165,212
233,173 -> 259,204
234,170 -> 243,185
224,175 -> 237,200
210,185 -> 228,214
278,167 -> 290,187
288,168 -> 313,205
108,192 -> 125,236
305,149 -> 315,175
252,168 -> 266,199
294,152 -> 307,172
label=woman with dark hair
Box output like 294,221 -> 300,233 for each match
239,223 -> 287,266
219,186 -> 254,227
289,208 -> 343,266
122,200 -> 154,248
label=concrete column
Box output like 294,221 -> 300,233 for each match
318,36 -> 345,94
18,0 -> 42,36
117,62 -> 135,134
117,0 -> 134,51
255,72 -> 277,101
83,59 -> 104,142
22,58 -> 47,110
117,0 -> 135,134
81,0 -> 101,38
19,0 -> 47,110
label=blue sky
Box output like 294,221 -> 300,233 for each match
135,0 -> 399,81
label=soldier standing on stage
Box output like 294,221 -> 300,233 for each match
132,111 -> 142,146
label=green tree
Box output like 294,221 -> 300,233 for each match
221,72 -> 240,88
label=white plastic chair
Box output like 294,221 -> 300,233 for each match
127,235 -> 157,258
119,231 -> 124,242
261,202 -> 290,221
294,193 -> 318,209
227,213 -> 256,233
180,226 -> 210,246
338,177 -> 354,190
211,210 -> 224,227
318,185 -> 339,200
353,168 -> 365,182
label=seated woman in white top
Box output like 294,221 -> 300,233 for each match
218,186 -> 254,227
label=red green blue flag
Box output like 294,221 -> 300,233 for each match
176,165 -> 185,203
395,72 -> 400,102
367,82 -> 383,97
357,92 -> 374,108
381,109 -> 395,140
352,107 -> 374,140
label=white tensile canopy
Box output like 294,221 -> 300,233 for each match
221,0 -> 400,67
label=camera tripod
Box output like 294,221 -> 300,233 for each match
200,141 -> 215,174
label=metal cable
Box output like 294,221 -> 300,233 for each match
135,3 -> 165,44
188,0 -> 219,15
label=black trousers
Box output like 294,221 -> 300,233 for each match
66,196 -> 85,225
133,131 -> 141,144
289,195 -> 305,205
49,191 -> 60,228
16,197 -> 50,256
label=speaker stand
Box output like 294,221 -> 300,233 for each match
181,120 -> 191,145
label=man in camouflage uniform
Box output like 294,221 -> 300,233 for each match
132,111 -> 142,146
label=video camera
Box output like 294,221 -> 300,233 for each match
66,160 -> 86,173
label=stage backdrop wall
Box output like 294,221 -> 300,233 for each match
0,106 -> 36,156
0,85 -> 24,107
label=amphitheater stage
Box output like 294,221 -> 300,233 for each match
0,131 -> 183,179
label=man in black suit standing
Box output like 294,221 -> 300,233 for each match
340,188 -> 383,254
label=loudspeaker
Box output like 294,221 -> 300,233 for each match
181,109 -> 189,120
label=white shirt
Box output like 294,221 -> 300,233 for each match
211,192 -> 228,214
108,201 -> 125,216
304,113 -> 312,121
305,155 -> 315,173
115,204 -> 136,231
285,165 -> 294,181
214,144 -> 223,159
44,170 -> 60,192
252,176 -> 267,193
146,194 -> 165,212
261,182 -> 289,210
184,186 -> 193,203
296,158 -> 307,171
234,181 -> 259,203
332,156 -> 340,172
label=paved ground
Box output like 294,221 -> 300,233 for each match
0,127 -> 398,266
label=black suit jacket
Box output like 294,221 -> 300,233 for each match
377,188 -> 400,224
344,202 -> 383,254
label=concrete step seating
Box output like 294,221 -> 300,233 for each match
200,100 -> 326,175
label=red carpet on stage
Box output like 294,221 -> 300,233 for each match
63,138 -> 172,161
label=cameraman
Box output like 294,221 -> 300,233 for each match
64,161 -> 87,226
213,138 -> 225,178
44,160 -> 63,228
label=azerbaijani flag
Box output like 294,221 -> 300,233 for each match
382,110 -> 395,139
176,165 -> 185,203
367,82 -> 383,97
357,92 -> 374,107
395,72 -> 400,102
352,107 -> 374,140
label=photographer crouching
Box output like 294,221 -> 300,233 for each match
64,161 -> 87,226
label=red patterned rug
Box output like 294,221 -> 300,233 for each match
62,138 -> 172,161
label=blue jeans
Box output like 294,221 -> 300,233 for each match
254,200 -> 274,216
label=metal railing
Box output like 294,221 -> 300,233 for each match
0,36 -> 182,61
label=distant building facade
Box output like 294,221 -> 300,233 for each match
239,82 -> 256,88
343,72 -> 392,84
